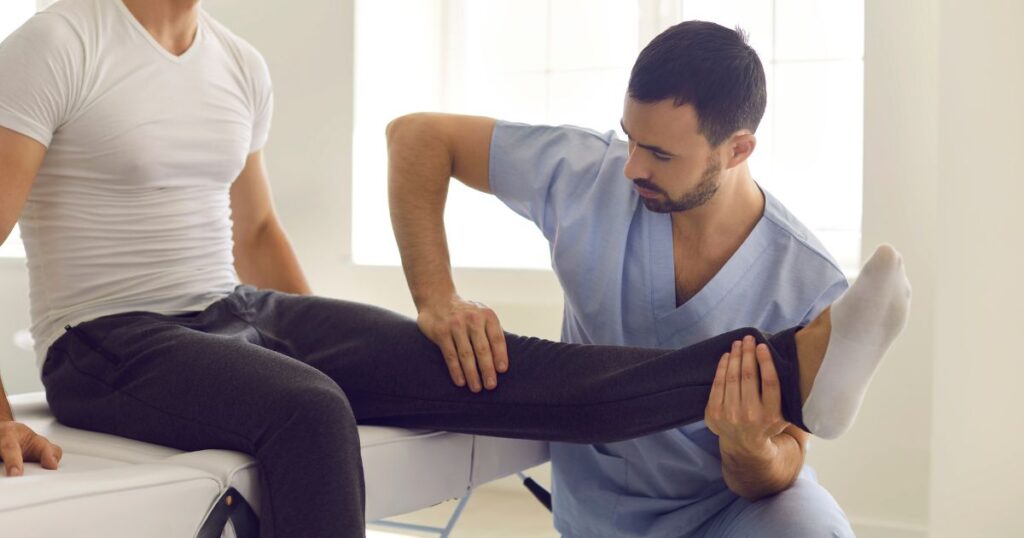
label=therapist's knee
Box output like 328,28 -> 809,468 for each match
727,477 -> 854,538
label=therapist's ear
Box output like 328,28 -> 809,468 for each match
724,131 -> 756,169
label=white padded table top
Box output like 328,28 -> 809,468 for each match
0,392 -> 549,537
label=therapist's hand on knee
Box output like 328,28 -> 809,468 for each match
0,421 -> 63,477
417,295 -> 509,393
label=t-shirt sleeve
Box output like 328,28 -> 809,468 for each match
245,47 -> 273,153
0,13 -> 84,147
489,121 -> 618,240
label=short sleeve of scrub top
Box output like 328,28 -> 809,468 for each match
489,121 -> 625,241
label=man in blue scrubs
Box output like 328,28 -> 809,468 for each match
387,21 -> 854,537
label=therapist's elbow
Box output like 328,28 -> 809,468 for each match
386,112 -> 435,149
386,113 -> 458,184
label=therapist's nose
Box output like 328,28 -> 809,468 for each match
623,141 -> 649,182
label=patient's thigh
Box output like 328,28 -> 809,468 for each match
243,291 -> 448,381
244,291 -> 593,400
246,291 -> 677,406
42,311 -> 347,454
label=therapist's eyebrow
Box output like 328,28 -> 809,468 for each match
619,120 -> 679,157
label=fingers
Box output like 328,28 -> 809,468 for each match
0,424 -> 25,477
706,352 -> 729,417
757,343 -> 783,417
20,434 -> 62,472
468,306 -> 508,388
740,335 -> 760,410
724,340 -> 742,411
0,426 -> 64,477
485,320 -> 509,374
438,334 -> 466,388
468,320 -> 498,390
39,440 -> 62,470
28,434 -> 62,471
421,299 -> 508,393
452,328 -> 483,393
711,338 -> 787,448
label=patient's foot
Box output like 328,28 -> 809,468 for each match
794,244 -> 911,439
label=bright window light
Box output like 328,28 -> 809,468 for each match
361,0 -> 864,273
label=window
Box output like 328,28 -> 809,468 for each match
0,0 -> 45,259
347,0 -> 859,273
354,0 -> 640,269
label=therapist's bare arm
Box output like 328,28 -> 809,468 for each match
0,126 -> 63,476
386,113 -> 506,393
230,150 -> 311,295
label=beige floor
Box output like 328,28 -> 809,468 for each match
367,472 -> 560,538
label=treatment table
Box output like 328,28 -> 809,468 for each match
0,391 -> 550,537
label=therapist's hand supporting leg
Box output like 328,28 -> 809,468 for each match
706,336 -> 806,501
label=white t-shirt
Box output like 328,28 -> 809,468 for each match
0,0 -> 273,370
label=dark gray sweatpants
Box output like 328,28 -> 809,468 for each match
41,286 -> 806,538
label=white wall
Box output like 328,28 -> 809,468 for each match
807,2 -> 1024,537
930,1 -> 1023,536
0,260 -> 36,394
204,0 -> 354,300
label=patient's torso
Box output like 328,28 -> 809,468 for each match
0,0 -> 273,369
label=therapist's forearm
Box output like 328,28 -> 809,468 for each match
720,432 -> 804,500
234,219 -> 311,295
386,119 -> 458,310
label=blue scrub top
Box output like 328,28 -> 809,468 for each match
489,121 -> 849,537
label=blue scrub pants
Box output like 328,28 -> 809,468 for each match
697,466 -> 855,537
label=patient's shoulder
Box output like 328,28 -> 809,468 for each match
1,5 -> 84,54
200,11 -> 270,86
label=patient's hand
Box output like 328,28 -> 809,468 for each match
0,421 -> 62,476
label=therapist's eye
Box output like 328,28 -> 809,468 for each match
652,151 -> 672,162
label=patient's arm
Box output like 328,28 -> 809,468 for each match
0,125 -> 63,476
229,150 -> 311,295
0,126 -> 44,250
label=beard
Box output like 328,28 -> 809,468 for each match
634,154 -> 722,213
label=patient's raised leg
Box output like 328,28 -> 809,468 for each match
795,244 -> 911,439
256,245 -> 909,443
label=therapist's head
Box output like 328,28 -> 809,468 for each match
621,21 -> 765,213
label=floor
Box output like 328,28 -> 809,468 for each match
367,470 -> 560,538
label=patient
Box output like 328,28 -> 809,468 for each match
0,1 -> 910,537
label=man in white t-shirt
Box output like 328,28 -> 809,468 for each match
0,1 -> 911,537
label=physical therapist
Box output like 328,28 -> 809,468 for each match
388,21 -> 872,537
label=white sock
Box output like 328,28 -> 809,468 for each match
802,244 -> 912,439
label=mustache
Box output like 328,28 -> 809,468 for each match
632,179 -> 666,195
